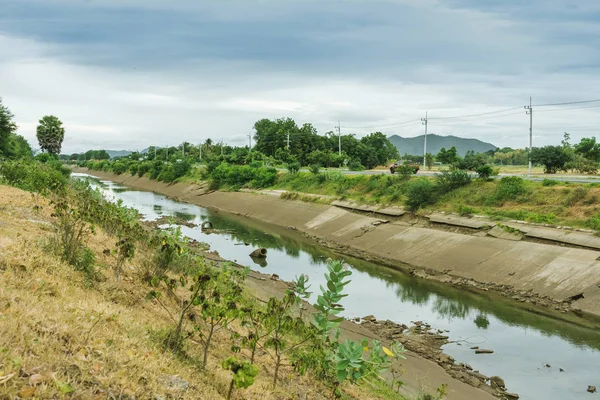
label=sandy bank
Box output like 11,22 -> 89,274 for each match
75,169 -> 600,321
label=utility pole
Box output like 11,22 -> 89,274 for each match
182,142 -> 185,157
287,131 -> 290,149
248,130 -> 252,152
421,112 -> 428,167
335,121 -> 341,156
525,97 -> 533,175
199,142 -> 202,161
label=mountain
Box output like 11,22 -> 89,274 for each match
106,150 -> 132,158
388,134 -> 497,157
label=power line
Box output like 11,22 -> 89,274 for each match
344,118 -> 419,130
427,106 -> 523,120
533,99 -> 600,107
432,110 -> 523,124
535,104 -> 600,113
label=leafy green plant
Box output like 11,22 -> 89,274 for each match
542,178 -> 559,186
309,164 -> 321,174
313,261 -> 350,336
114,237 -> 135,283
475,165 -> 496,180
494,176 -> 526,203
195,267 -> 246,368
221,357 -> 259,400
287,161 -> 301,174
150,226 -> 187,279
436,169 -> 471,194
456,204 -> 474,216
147,268 -> 210,353
291,274 -> 312,318
263,292 -> 313,387
405,179 -> 435,211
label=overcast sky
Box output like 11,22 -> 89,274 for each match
2,0 -> 599,153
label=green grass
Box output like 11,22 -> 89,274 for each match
270,171 -> 600,230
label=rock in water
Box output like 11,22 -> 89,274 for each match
587,386 -> 597,393
490,376 -> 506,390
362,315 -> 377,322
475,349 -> 494,354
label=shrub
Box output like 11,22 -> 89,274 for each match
456,204 -> 474,216
0,160 -> 68,195
476,165 -> 495,180
210,163 -> 277,190
405,179 -> 435,211
495,176 -> 526,202
348,159 -> 364,171
309,164 -> 320,175
436,169 -> 471,194
287,162 -> 301,174
542,179 -> 559,187
586,214 -> 600,231
111,160 -> 129,175
137,161 -> 151,177
563,186 -> 588,207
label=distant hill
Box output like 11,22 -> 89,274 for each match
388,134 -> 497,157
106,150 -> 132,158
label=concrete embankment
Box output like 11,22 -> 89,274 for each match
76,169 -> 600,320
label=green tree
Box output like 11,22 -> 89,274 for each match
5,134 -> 32,159
531,146 -> 570,174
36,115 -> 65,155
0,98 -> 18,157
359,132 -> 399,169
575,137 -> 600,162
436,146 -> 459,165
425,153 -> 434,170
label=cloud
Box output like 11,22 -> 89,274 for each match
1,0 -> 599,153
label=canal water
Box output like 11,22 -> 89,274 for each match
76,173 -> 600,400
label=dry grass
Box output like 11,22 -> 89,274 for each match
0,185 -> 390,400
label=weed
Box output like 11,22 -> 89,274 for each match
456,204 -> 474,216
405,179 -> 435,211
542,179 -> 559,187
436,169 -> 471,194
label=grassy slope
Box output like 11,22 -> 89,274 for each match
0,185 -> 400,400
270,172 -> 600,229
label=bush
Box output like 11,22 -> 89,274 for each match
586,214 -> 600,231
495,176 -> 526,202
137,161 -> 151,177
436,169 -> 471,194
287,162 -> 301,174
210,163 -> 277,190
456,204 -> 474,216
112,160 -> 129,175
563,186 -> 588,207
348,159 -> 364,171
542,179 -> 559,187
309,164 -> 320,175
0,160 -> 68,195
476,165 -> 496,180
405,179 -> 435,211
